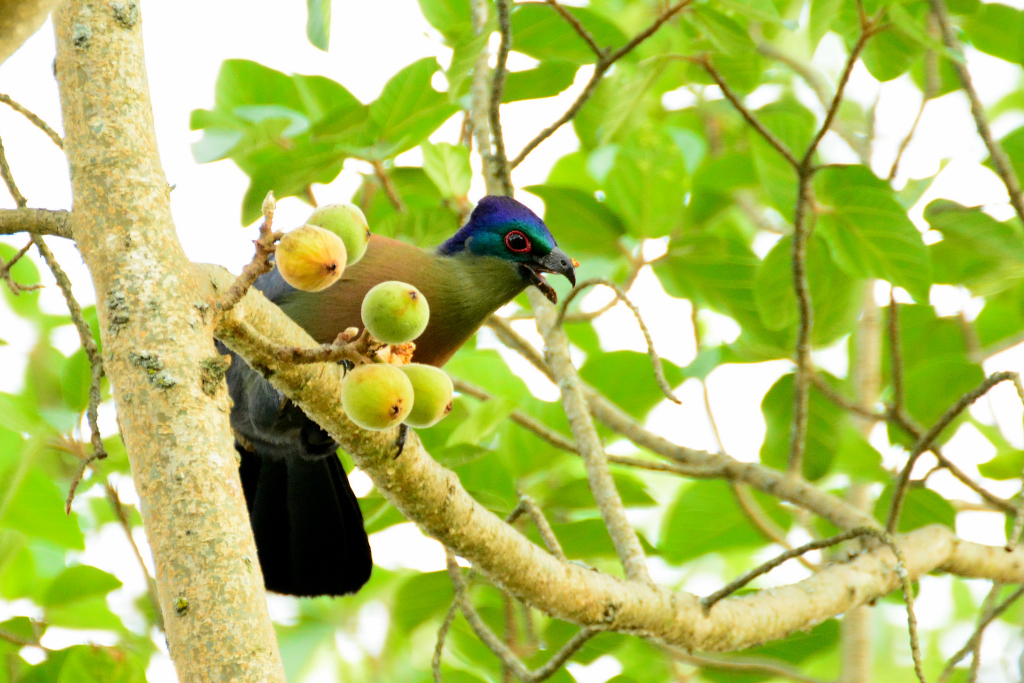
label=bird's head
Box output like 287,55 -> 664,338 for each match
437,196 -> 577,303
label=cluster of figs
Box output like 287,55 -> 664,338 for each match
274,204 -> 454,432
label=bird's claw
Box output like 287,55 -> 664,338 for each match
394,423 -> 410,459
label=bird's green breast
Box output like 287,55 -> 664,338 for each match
278,234 -> 526,366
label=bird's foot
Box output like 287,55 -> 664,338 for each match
340,359 -> 354,376
394,423 -> 410,459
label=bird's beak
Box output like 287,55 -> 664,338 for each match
522,247 -> 578,304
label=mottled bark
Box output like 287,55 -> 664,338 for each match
52,1 -> 284,681
208,264 -> 1024,652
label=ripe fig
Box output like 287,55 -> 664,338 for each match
361,281 -> 430,344
275,225 -> 347,292
400,364 -> 454,428
341,364 -> 414,431
306,203 -> 371,265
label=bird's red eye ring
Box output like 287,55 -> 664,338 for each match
505,230 -> 531,253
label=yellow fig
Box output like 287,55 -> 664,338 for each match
275,225 -> 347,292
306,203 -> 371,266
400,363 -> 453,428
341,364 -> 414,431
361,281 -> 430,344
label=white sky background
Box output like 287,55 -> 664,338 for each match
1,1 -> 1024,681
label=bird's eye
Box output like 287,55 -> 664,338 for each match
505,230 -> 531,253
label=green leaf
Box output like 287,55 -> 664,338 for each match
861,23 -> 925,81
0,243 -> 41,319
522,185 -> 626,259
421,141 -> 472,198
660,480 -> 790,564
393,571 -> 453,632
754,233 -> 866,347
901,355 -> 985,439
603,131 -> 689,238
447,397 -> 517,446
690,6 -> 756,55
446,32 -> 487,101
703,621 -> 840,682
579,351 -> 684,420
0,459 -> 84,549
306,0 -> 331,50
925,199 -> 1024,294
810,0 -> 844,49
978,449 -> 1024,480
503,61 -> 579,102
974,282 -> 1024,350
318,58 -> 459,161
760,373 -> 848,480
418,0 -> 473,42
45,596 -> 125,631
547,471 -> 658,511
964,3 -> 1024,65
816,165 -> 931,301
874,485 -> 956,532
43,565 -> 122,607
510,4 -> 628,65
833,427 -> 888,483
60,349 -> 92,413
997,127 -> 1024,198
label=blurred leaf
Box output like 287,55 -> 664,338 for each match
925,199 -> 1024,294
754,233 -> 866,347
580,351 -> 684,420
510,4 -> 628,65
874,485 -> 956,531
978,448 -> 1024,480
523,184 -> 626,259
547,471 -> 658,511
833,427 -> 888,483
964,3 -> 1024,65
760,373 -> 848,481
690,6 -> 756,55
861,22 -> 925,81
545,518 -> 656,559
901,355 -> 985,440
393,570 -> 453,632
0,242 -> 42,319
447,397 -> 517,446
603,130 -> 689,238
21,644 -> 144,683
45,596 -> 125,630
0,453 -> 84,549
702,620 -> 840,682
42,565 -> 122,607
974,280 -> 1024,350
810,0 -> 844,48
422,141 -> 472,198
660,480 -> 790,563
306,0 -> 331,50
503,61 -> 579,102
418,0 -> 473,42
816,165 -> 931,301
61,349 -> 92,413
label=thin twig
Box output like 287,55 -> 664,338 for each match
371,161 -> 405,212
444,551 -> 600,682
544,0 -> 604,56
731,483 -> 819,571
887,372 -> 1019,533
490,0 -> 514,196
701,527 -> 872,612
0,93 -> 63,148
33,235 -> 107,513
556,278 -> 680,404
696,55 -> 799,169
787,174 -> 814,478
887,94 -> 928,182
510,0 -> 691,168
433,601 -> 459,683
0,207 -> 73,238
216,192 -> 280,314
888,293 -> 905,412
930,0 -> 1024,226
0,133 -> 27,207
513,494 -> 568,562
0,239 -> 42,294
106,481 -> 163,628
667,648 -> 829,683
935,584 -> 1024,683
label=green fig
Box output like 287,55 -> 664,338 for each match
361,281 -> 430,344
400,364 -> 453,428
341,364 -> 414,430
306,203 -> 371,266
275,225 -> 346,292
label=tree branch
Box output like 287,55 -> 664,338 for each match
0,92 -> 63,148
0,207 -> 72,238
930,0 -> 1024,225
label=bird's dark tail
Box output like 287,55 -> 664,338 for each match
238,445 -> 372,597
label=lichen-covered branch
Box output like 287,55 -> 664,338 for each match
210,267 -> 1024,653
52,2 -> 284,680
0,207 -> 72,238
